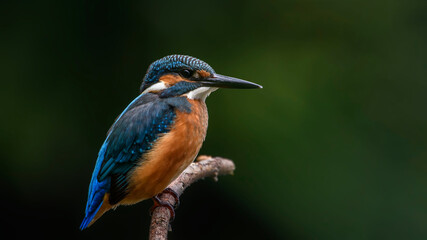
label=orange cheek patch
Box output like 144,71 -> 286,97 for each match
197,70 -> 211,78
159,74 -> 197,86
159,74 -> 184,86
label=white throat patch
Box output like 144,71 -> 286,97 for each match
187,87 -> 218,101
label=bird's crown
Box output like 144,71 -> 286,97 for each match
140,55 -> 215,92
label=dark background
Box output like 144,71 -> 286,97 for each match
1,0 -> 427,239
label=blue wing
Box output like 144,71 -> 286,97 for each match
80,93 -> 189,230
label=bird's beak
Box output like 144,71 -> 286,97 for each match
200,74 -> 262,89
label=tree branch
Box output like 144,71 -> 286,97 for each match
149,156 -> 236,240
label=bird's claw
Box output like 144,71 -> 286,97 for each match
162,187 -> 180,208
150,188 -> 180,222
150,195 -> 176,222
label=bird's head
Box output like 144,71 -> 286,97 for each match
140,55 -> 262,101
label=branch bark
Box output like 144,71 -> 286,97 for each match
149,156 -> 236,240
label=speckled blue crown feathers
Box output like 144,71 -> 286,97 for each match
140,55 -> 215,92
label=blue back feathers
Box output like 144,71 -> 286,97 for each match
80,93 -> 192,230
140,55 -> 215,92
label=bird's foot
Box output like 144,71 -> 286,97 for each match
196,155 -> 212,162
150,195 -> 175,221
150,188 -> 181,221
162,187 -> 180,208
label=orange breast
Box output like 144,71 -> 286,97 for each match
122,99 -> 208,204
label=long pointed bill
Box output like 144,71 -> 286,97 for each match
200,73 -> 262,89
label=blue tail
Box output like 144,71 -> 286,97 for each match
80,178 -> 109,230
80,147 -> 111,230
80,140 -> 112,230
80,215 -> 95,230
80,179 -> 109,230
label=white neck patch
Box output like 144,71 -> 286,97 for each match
187,87 -> 218,101
142,81 -> 167,94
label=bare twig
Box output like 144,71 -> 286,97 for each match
149,156 -> 235,240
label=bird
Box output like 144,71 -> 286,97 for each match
80,54 -> 262,230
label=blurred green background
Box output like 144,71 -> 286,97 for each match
1,0 -> 427,239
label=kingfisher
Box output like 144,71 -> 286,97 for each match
80,54 -> 262,230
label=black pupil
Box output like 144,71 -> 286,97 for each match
181,69 -> 192,78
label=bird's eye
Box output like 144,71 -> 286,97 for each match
180,69 -> 193,78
